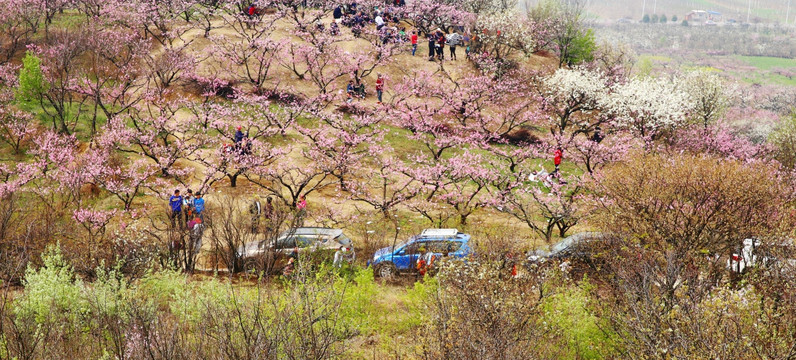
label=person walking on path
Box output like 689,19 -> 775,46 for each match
169,189 -> 183,228
375,74 -> 384,104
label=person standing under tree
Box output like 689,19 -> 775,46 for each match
263,196 -> 275,234
193,192 -> 206,221
375,74 -> 384,105
447,31 -> 462,60
436,29 -> 446,61
427,31 -> 436,61
183,189 -> 194,224
410,30 -> 418,56
249,196 -> 262,233
169,189 -> 183,228
553,148 -> 563,175
463,31 -> 471,57
296,195 -> 307,226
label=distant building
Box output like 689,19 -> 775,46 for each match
685,10 -> 708,22
685,10 -> 722,23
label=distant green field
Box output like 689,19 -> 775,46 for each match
731,56 -> 796,86
734,55 -> 796,70
636,53 -> 796,87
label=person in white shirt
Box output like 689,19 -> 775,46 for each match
375,15 -> 385,30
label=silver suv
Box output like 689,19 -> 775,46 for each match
238,227 -> 355,272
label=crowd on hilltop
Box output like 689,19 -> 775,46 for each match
330,2 -> 471,61
244,1 -> 475,106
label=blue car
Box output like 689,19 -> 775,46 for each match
369,229 -> 472,278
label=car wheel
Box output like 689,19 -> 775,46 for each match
376,263 -> 397,279
242,259 -> 259,275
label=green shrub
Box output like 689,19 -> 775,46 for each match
15,52 -> 48,105
540,281 -> 618,359
15,245 -> 87,324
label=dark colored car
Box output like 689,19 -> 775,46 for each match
527,232 -> 607,264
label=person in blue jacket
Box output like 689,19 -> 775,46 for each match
169,189 -> 183,228
193,192 -> 206,221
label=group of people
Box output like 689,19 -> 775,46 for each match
346,74 -> 384,104
169,189 -> 206,257
426,28 -> 467,61
335,2 -> 403,37
169,189 -> 206,227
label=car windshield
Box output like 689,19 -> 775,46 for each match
551,237 -> 577,253
335,234 -> 353,246
390,239 -> 412,252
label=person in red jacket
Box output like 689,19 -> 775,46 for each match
553,147 -> 563,174
375,74 -> 384,104
410,30 -> 418,56
436,30 -> 446,61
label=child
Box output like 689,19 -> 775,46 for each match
346,80 -> 355,103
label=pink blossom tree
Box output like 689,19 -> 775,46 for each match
345,149 -> 421,218
108,95 -> 205,178
397,0 -> 473,36
497,173 -> 583,242
0,0 -> 41,63
73,23 -> 150,135
210,1 -> 285,92
26,30 -> 92,134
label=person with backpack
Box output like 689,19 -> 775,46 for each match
169,189 -> 183,228
375,74 -> 384,105
410,30 -> 418,56
193,192 -> 206,221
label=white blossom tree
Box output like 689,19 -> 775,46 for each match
604,76 -> 691,140
681,70 -> 736,129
